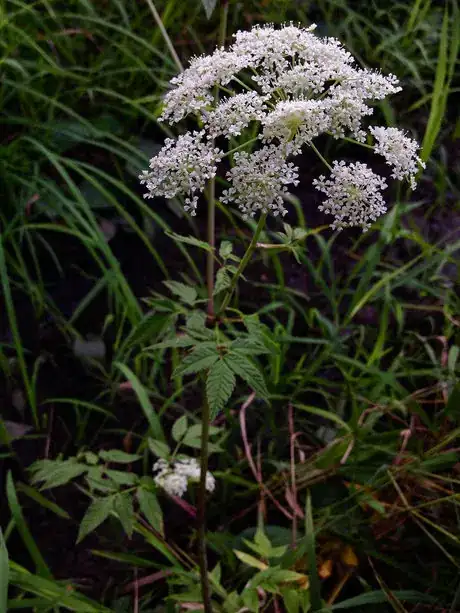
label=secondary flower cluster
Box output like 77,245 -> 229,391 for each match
153,458 -> 216,498
140,23 -> 425,230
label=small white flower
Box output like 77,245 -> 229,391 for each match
153,457 -> 215,498
313,161 -> 388,231
327,91 -> 373,142
203,92 -> 267,139
222,145 -> 299,219
159,49 -> 252,124
139,131 -> 222,215
261,99 -> 331,154
370,126 -> 425,189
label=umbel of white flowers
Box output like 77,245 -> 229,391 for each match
153,458 -> 216,498
140,23 -> 425,231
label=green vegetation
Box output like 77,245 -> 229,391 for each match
1,0 -> 459,612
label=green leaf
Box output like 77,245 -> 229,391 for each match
148,438 -> 171,459
30,460 -> 88,490
206,359 -> 236,418
137,489 -> 164,535
445,382 -> 460,419
153,335 -> 196,350
0,527 -> 8,613
219,241 -> 233,259
226,351 -> 269,401
99,450 -> 141,464
331,591 -> 435,609
163,281 -> 197,306
6,472 -> 51,578
224,592 -> 242,612
103,470 -> 139,487
16,483 -> 71,519
165,230 -> 213,252
8,561 -> 113,612
114,493 -> 134,538
230,338 -> 270,355
254,528 -> 272,558
242,588 -> 259,612
174,345 -> 219,377
186,311 -> 214,340
214,267 -> 232,295
282,589 -> 301,613
172,415 -> 188,442
77,497 -> 114,544
305,491 -> 321,612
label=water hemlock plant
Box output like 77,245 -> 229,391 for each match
139,22 -> 425,612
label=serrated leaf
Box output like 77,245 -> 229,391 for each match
201,0 -> 218,19
86,467 -> 117,494
206,359 -> 236,418
226,352 -> 269,401
219,240 -> 233,259
77,496 -> 114,543
114,493 -> 134,538
174,345 -> 219,377
165,230 -> 213,252
234,550 -> 268,571
153,335 -> 197,350
186,311 -> 214,340
148,438 -> 171,459
138,488 -> 164,535
172,415 -> 188,442
99,450 -> 141,464
31,460 -> 88,490
214,267 -> 232,295
231,338 -> 270,355
104,470 -> 139,487
163,281 -> 197,306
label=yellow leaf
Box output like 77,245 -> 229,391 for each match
341,545 -> 358,567
234,550 -> 268,571
318,558 -> 333,579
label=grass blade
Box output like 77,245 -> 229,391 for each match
6,472 -> 51,579
0,527 -> 8,613
305,490 -> 322,611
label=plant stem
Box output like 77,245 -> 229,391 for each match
198,394 -> 212,613
199,6 -> 230,611
218,213 -> 267,316
310,142 -> 332,171
206,180 -> 216,318
206,1 -> 229,319
145,0 -> 184,73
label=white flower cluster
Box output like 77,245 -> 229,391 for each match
139,131 -> 222,215
222,146 -> 299,218
313,161 -> 388,231
370,126 -> 425,190
203,92 -> 267,139
153,458 -> 216,498
140,23 -> 424,231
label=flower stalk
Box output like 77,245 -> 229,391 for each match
218,213 -> 267,316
